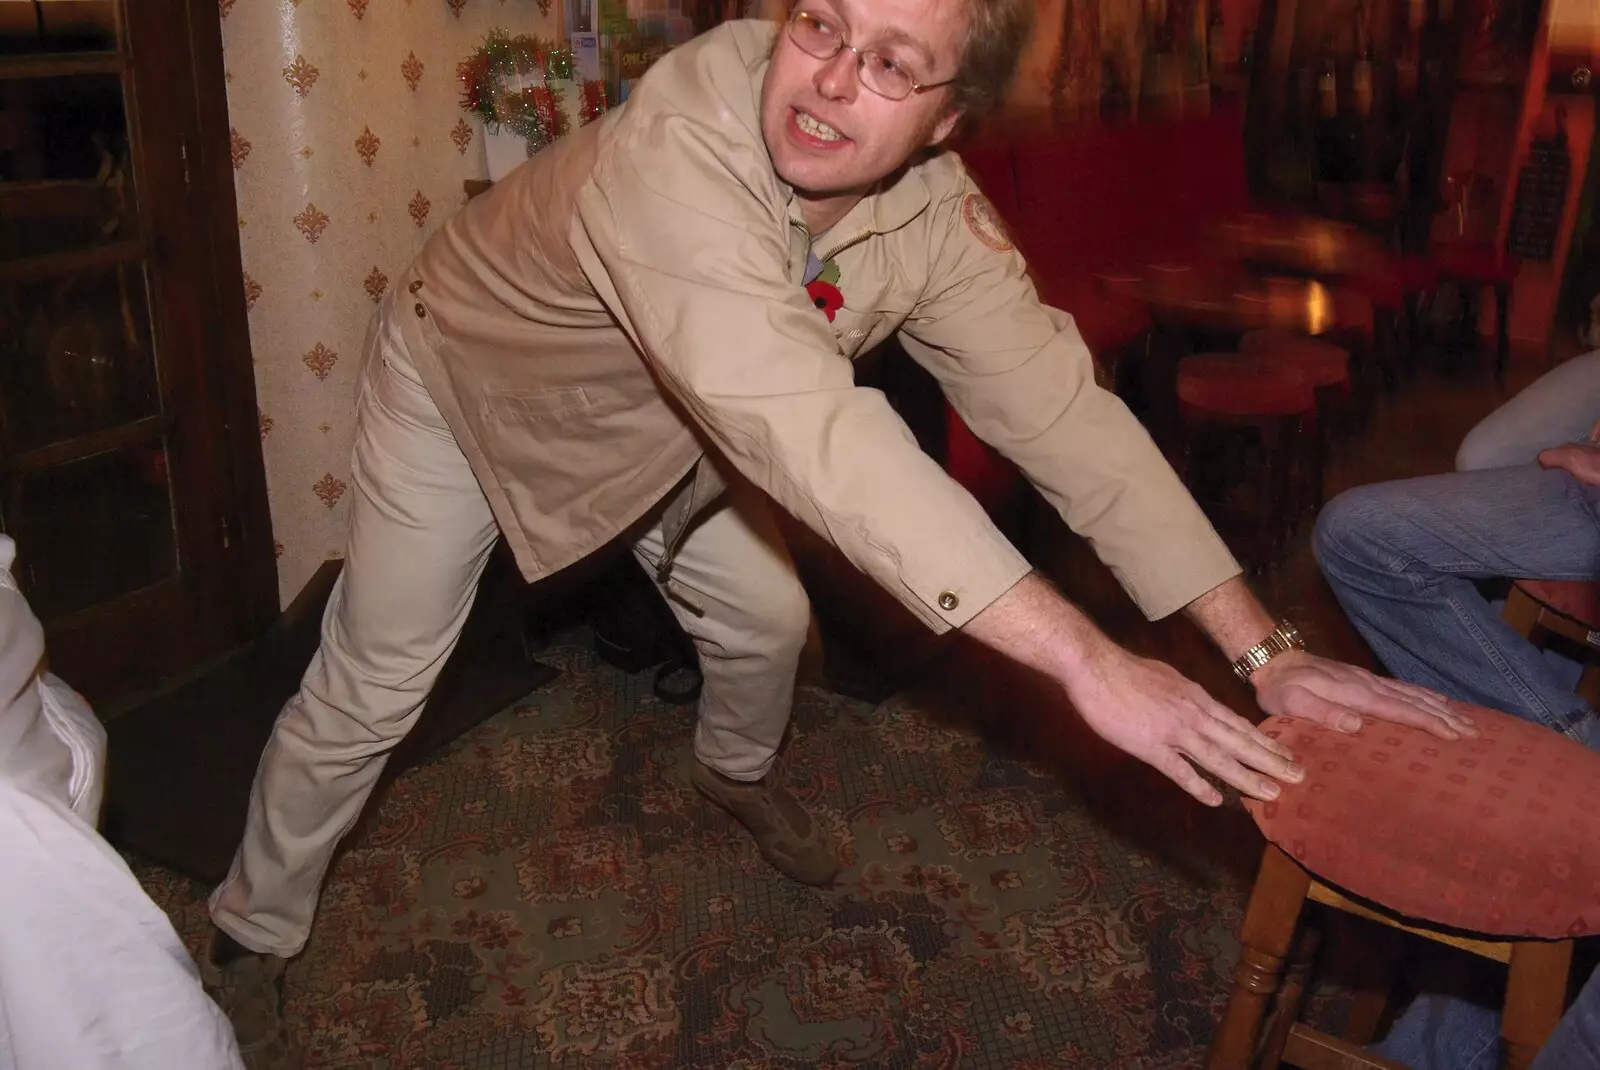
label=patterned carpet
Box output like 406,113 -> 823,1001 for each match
132,629 -> 1294,1070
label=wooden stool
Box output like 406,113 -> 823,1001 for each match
1240,330 -> 1351,517
1176,353 -> 1316,568
1342,256 -> 1437,390
1207,704 -> 1600,1070
1431,242 -> 1518,382
1505,579 -> 1600,708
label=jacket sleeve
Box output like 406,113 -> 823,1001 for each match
573,113 -> 1030,633
895,177 -> 1241,620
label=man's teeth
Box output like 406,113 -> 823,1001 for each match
797,113 -> 843,141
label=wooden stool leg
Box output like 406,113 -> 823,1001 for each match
1259,925 -> 1321,1070
1494,282 -> 1512,385
1501,939 -> 1574,1070
1207,845 -> 1313,1070
1577,663 -> 1600,710
1257,419 -> 1289,567
1503,585 -> 1542,641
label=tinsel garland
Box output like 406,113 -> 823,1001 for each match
578,79 -> 608,125
458,30 -> 580,151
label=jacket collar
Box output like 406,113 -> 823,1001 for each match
782,167 -> 932,242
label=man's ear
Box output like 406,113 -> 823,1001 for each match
927,108 -> 963,147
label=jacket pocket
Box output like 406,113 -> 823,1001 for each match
480,386 -> 596,422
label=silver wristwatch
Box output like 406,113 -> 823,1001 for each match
1230,622 -> 1306,684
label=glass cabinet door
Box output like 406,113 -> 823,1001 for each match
1,4 -> 179,629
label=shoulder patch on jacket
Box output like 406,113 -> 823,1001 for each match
961,192 -> 1013,253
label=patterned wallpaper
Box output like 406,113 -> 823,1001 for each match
220,0 -> 570,606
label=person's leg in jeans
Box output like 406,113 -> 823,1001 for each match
1532,965 -> 1600,1070
630,479 -> 840,884
1456,350 -> 1600,471
1313,464 -> 1600,746
206,299 -> 499,1063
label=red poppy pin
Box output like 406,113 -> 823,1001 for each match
805,258 -> 844,322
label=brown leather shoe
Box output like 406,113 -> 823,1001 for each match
204,931 -> 301,1070
690,761 -> 841,886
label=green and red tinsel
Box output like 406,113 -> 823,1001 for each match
578,79 -> 608,125
458,30 -> 581,151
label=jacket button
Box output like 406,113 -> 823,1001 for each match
408,279 -> 423,293
938,591 -> 959,611
414,302 -> 426,318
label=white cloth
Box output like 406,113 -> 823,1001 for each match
0,536 -> 105,822
0,781 -> 244,1070
0,535 -> 244,1070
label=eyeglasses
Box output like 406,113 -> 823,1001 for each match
786,9 -> 955,102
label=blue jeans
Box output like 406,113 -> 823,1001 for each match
1456,350 -> 1600,471
1369,966 -> 1600,1070
1313,464 -> 1600,746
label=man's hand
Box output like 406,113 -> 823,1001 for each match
964,574 -> 1305,807
1249,648 -> 1476,740
1062,634 -> 1304,806
1186,576 -> 1475,741
1538,442 -> 1600,487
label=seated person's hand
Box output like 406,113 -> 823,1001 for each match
1251,649 -> 1477,741
1539,441 -> 1600,487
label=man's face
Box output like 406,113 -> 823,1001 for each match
759,0 -> 968,203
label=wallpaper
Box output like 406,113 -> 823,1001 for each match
220,0 -> 570,605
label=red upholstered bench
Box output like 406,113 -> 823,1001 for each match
1208,704 -> 1600,1070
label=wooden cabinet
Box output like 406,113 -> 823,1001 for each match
1,1 -> 275,709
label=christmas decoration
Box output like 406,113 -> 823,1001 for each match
579,79 -> 609,125
457,30 -> 578,153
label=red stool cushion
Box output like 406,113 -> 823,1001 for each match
1240,330 -> 1352,390
1433,242 -> 1519,286
1177,353 -> 1316,417
1247,705 -> 1600,939
1518,579 -> 1600,633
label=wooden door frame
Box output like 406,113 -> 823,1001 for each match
180,0 -> 278,638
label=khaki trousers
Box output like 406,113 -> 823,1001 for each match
209,300 -> 810,957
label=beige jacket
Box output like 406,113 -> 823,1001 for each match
396,19 -> 1239,634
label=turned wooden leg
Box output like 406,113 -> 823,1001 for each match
1494,282 -> 1512,385
1207,845 -> 1313,1070
1577,663 -> 1600,710
1257,419 -> 1288,569
1501,940 -> 1573,1070
1502,584 -> 1542,641
1258,925 -> 1321,1070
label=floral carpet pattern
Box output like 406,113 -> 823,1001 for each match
135,635 -> 1283,1070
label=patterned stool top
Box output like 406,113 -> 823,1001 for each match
1247,704 -> 1600,939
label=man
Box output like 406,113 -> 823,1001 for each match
209,3 -> 1468,1063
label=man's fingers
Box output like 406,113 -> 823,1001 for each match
1172,731 -> 1284,801
1153,750 -> 1224,807
1197,696 -> 1304,776
1372,676 -> 1456,719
